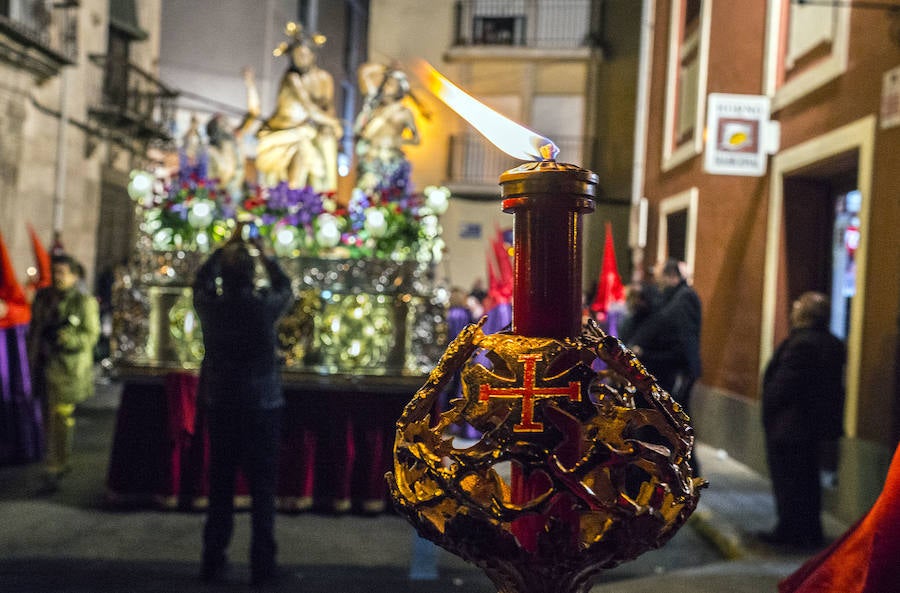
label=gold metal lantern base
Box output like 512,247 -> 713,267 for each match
389,320 -> 705,593
388,160 -> 704,593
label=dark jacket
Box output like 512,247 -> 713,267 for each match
627,280 -> 702,392
193,250 -> 293,409
762,327 -> 846,443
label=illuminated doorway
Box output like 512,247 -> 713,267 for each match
781,159 -> 858,341
831,189 -> 861,340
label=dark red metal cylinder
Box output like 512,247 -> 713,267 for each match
500,161 -> 597,340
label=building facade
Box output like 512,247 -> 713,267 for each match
154,1 -> 610,294
639,0 -> 900,521
0,0 -> 169,290
368,0 -> 611,291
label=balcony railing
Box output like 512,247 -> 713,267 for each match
452,0 -> 595,50
88,53 -> 178,144
447,133 -> 586,189
0,0 -> 77,80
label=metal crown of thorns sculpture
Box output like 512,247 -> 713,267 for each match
387,160 -> 706,593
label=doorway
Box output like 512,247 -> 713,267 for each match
762,115 -> 877,441
781,155 -> 858,341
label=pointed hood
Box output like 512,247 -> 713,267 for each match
28,224 -> 52,290
590,221 -> 625,314
486,245 -> 500,305
493,226 -> 513,303
0,231 -> 31,328
487,227 -> 512,306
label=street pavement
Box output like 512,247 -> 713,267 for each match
0,377 -> 849,593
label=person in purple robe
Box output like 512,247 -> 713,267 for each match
0,231 -> 44,465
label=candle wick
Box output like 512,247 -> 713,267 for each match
539,142 -> 559,161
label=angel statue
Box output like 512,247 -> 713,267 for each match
353,63 -> 425,191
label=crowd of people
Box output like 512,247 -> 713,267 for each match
608,259 -> 704,475
616,265 -> 852,555
5,220 -> 896,589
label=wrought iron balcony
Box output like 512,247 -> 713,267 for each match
0,0 -> 77,81
451,0 -> 597,53
447,133 -> 586,195
88,53 -> 178,144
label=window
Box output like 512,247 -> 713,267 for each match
473,16 -> 525,45
104,27 -> 131,109
662,0 -> 711,172
763,0 -> 851,111
657,188 -> 699,277
1,0 -> 52,36
453,0 -> 591,50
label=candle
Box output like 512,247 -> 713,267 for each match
500,160 -> 597,552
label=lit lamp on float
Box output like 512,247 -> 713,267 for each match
388,63 -> 705,593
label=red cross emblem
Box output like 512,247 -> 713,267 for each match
478,353 -> 581,432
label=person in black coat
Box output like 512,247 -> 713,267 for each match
627,260 -> 702,412
617,280 -> 661,346
193,225 -> 294,585
760,291 -> 845,549
625,260 -> 702,474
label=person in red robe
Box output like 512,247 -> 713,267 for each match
779,441 -> 900,592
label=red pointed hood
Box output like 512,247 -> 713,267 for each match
0,231 -> 30,328
487,227 -> 512,306
486,246 -> 500,305
493,227 -> 513,302
28,224 -> 52,290
590,221 -> 625,314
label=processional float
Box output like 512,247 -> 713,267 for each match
388,63 -> 706,593
113,27 -> 447,378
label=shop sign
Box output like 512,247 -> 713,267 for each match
703,93 -> 773,177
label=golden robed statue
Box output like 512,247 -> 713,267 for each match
246,23 -> 343,192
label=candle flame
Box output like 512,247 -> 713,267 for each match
412,60 -> 558,162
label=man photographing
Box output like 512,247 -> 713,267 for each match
193,224 -> 294,585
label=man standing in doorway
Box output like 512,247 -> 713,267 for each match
193,225 -> 293,586
28,253 -> 100,491
760,291 -> 845,549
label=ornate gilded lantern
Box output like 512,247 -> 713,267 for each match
388,160 -> 705,593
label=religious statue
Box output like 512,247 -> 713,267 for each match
204,112 -> 245,198
353,63 -> 422,191
179,114 -> 208,178
246,23 -> 342,192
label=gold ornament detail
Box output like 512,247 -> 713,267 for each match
168,291 -> 204,365
277,289 -> 320,366
388,319 -> 706,593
